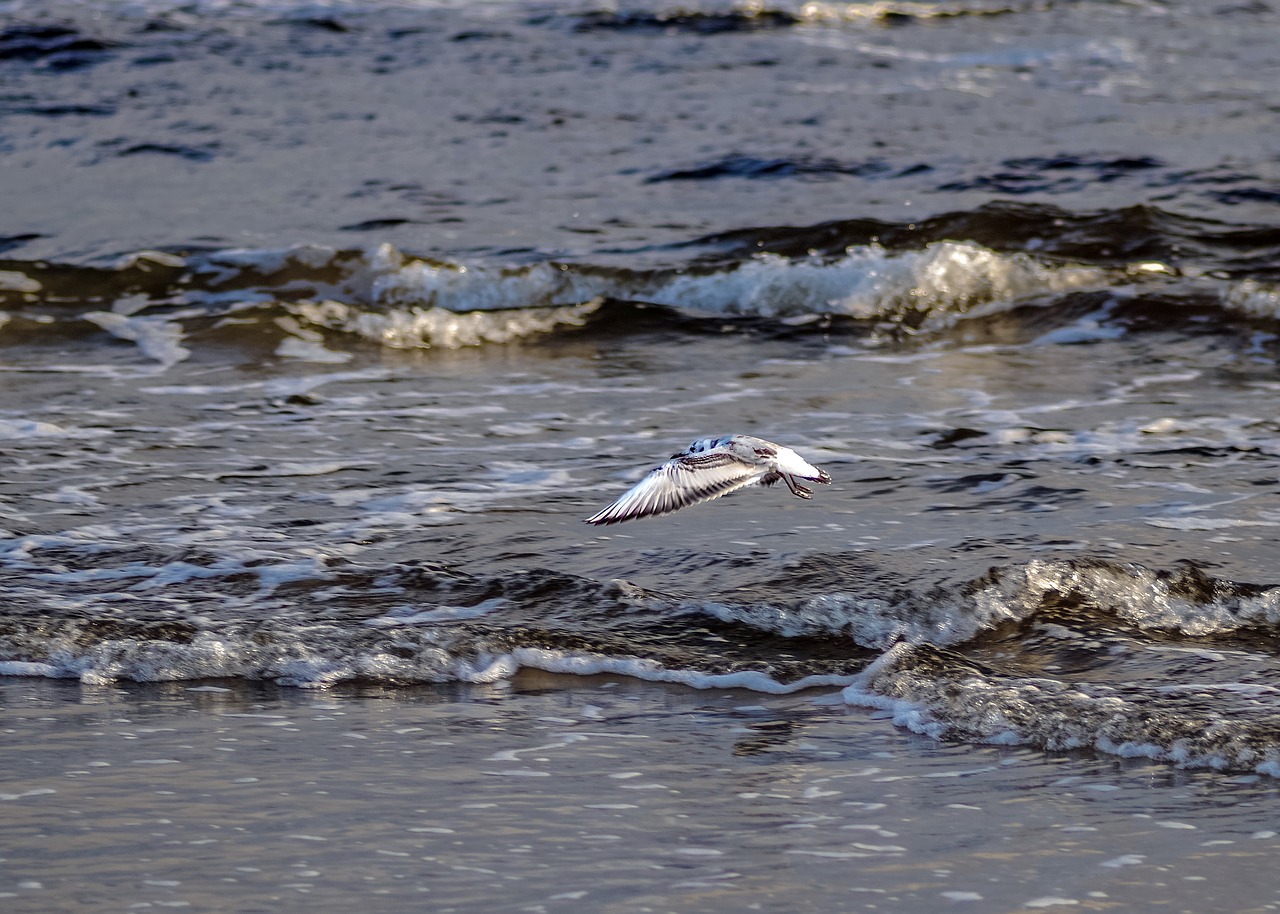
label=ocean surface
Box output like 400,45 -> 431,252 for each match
3,0 -> 1280,909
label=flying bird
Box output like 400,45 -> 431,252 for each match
584,434 -> 832,526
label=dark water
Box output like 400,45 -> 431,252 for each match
4,0 -> 1280,908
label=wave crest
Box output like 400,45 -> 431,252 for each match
360,240 -> 1107,324
285,297 -> 603,349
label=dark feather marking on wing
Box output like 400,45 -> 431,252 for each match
675,452 -> 752,471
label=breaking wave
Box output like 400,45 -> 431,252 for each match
847,641 -> 1280,776
3,547 -> 1280,773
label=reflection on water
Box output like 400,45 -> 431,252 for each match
3,676 -> 1279,914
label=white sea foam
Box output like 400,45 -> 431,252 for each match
0,628 -> 459,688
0,624 -> 858,694
798,0 -> 1043,25
30,238 -> 1147,357
701,558 -> 1280,658
502,647 -> 861,694
980,560 -> 1280,635
367,247 -> 598,312
274,316 -> 354,363
351,241 -> 1106,325
652,243 -> 1104,321
286,297 -> 603,349
1223,278 -> 1280,320
84,312 -> 191,368
4,557 -> 1280,778
0,270 -> 41,293
849,641 -> 1280,776
842,666 -> 950,741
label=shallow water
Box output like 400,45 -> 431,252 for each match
4,675 -> 1280,914
4,0 -> 1280,907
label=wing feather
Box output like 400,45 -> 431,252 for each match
584,452 -> 762,525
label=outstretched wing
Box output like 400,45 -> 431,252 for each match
584,451 -> 762,525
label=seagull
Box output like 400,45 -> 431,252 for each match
584,434 -> 832,526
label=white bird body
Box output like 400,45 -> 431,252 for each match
584,434 -> 832,526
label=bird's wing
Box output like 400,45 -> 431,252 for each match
584,451 -> 762,525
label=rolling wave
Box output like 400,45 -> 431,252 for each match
1,205 -> 1278,367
